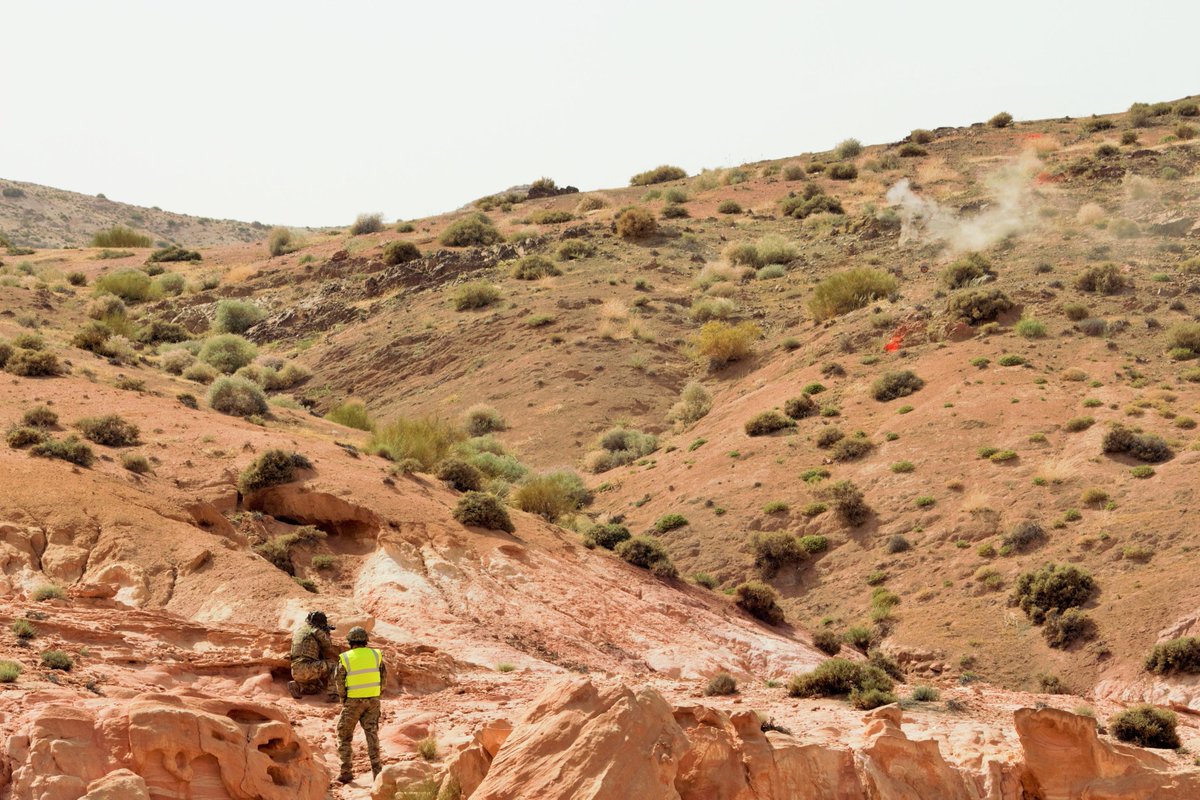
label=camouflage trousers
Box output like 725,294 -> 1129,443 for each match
291,659 -> 336,693
337,697 -> 382,777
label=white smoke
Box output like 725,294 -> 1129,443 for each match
885,150 -> 1041,252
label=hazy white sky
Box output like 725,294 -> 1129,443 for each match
3,1 -> 1197,227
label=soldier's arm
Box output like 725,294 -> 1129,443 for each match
333,658 -> 348,702
379,659 -> 388,693
318,631 -> 339,661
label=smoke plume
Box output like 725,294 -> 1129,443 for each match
885,150 -> 1040,252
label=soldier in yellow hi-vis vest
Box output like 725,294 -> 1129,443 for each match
334,626 -> 387,783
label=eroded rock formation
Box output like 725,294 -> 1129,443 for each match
7,694 -> 327,800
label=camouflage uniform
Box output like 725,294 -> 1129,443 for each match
334,654 -> 388,779
289,624 -> 338,694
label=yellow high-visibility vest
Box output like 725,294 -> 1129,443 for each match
339,647 -> 382,698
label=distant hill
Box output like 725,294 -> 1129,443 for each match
0,178 -> 272,248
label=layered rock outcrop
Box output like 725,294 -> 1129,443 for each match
7,694 -> 327,800
428,677 -> 1200,800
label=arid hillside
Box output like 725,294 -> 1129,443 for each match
2,95 -> 1200,798
0,178 -> 277,248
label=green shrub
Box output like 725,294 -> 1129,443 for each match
30,436 -> 94,466
989,111 -> 1013,128
661,204 -> 689,219
1168,322 -> 1200,354
850,688 -> 898,710
369,416 -> 464,469
436,458 -> 484,492
139,320 -> 190,345
6,426 -> 47,449
898,143 -> 927,157
1145,637 -> 1200,674
526,208 -> 573,225
780,184 -> 844,219
266,227 -> 298,256
40,650 -> 73,671
910,685 -> 939,702
703,672 -> 738,696
512,471 -> 588,521
380,239 -> 421,266
1042,608 -> 1095,648
654,513 -> 688,533
884,534 -> 911,554
831,435 -> 873,462
208,376 -> 269,418
441,213 -> 503,247
32,584 -> 65,601
583,523 -> 631,550
821,480 -> 869,526
21,406 -> 57,428
511,255 -> 561,280
783,395 -> 816,419
199,334 -> 257,373
692,321 -> 760,369
1013,563 -> 1096,624
585,427 -> 658,473
616,536 -> 677,577
796,534 -> 825,554
615,206 -> 657,239
812,629 -> 842,656
463,404 -> 505,436
717,200 -> 742,214
451,281 -> 501,310
787,658 -> 893,699
1063,302 -> 1089,321
326,400 -> 374,431
1064,416 -> 1094,432
871,370 -> 924,401
1075,263 -> 1126,294
91,226 -> 150,248
947,288 -> 1015,324
1102,425 -> 1172,462
146,245 -> 201,263
734,581 -> 784,624
94,269 -> 155,302
808,268 -> 897,320
630,165 -> 687,186
827,163 -> 858,180
834,138 -> 863,159
215,300 -> 266,334
1003,521 -> 1046,552
751,532 -> 806,578
557,239 -> 595,260
1016,318 -> 1047,339
744,411 -> 795,436
942,253 -> 993,289
350,213 -> 384,235
239,449 -> 310,492
843,625 -> 874,651
76,414 -> 139,446
183,362 -> 218,384
10,619 -> 34,639
668,381 -> 713,426
1110,706 -> 1179,749
121,453 -> 152,474
453,491 -> 514,532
